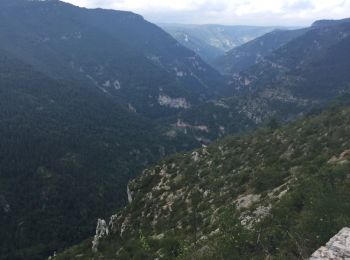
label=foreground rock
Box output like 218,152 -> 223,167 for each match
310,227 -> 350,259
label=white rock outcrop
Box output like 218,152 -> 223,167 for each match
127,185 -> 133,203
235,194 -> 261,210
158,95 -> 191,109
310,227 -> 350,259
91,219 -> 109,253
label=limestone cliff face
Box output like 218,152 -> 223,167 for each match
310,227 -> 350,259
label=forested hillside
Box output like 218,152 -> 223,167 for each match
167,19 -> 350,143
0,0 -> 225,119
0,48 -> 196,259
58,97 -> 350,259
213,28 -> 308,74
0,0 -> 228,258
1,1 -> 350,259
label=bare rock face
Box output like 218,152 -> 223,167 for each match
310,227 -> 350,259
158,94 -> 191,109
0,195 -> 10,213
91,219 -> 109,253
127,184 -> 133,204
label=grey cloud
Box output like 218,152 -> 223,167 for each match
285,0 -> 315,11
63,0 -> 350,27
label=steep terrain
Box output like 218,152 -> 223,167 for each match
213,28 -> 308,75
230,19 -> 350,95
213,18 -> 350,75
0,1 -> 231,258
57,97 -> 350,259
166,19 -> 350,143
0,49 -> 199,259
160,24 -> 279,63
0,0 -> 225,119
2,2 -> 350,259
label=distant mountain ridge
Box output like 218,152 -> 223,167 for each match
312,18 -> 350,27
213,28 -> 309,74
166,18 -> 350,143
160,24 -> 281,63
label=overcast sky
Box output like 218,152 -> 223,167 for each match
62,0 -> 350,26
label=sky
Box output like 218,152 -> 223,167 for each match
62,0 -> 350,26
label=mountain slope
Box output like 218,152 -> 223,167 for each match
213,18 -> 350,77
165,19 -> 350,144
161,24 -> 279,63
0,1 -> 230,258
233,19 -> 350,92
0,49 -> 197,259
57,97 -> 350,259
213,28 -> 308,74
312,17 -> 350,27
0,0 -> 225,118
